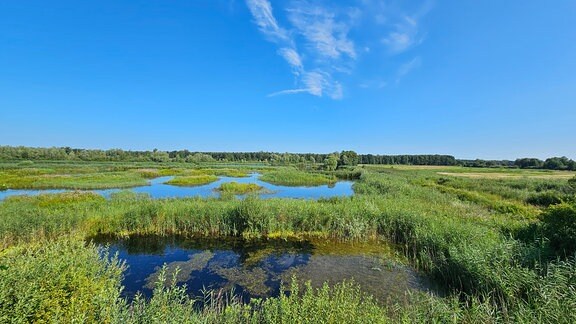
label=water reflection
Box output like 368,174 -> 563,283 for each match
0,173 -> 354,200
91,235 -> 434,304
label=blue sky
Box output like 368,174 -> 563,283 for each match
1,0 -> 575,160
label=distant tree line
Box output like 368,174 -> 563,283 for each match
0,146 -> 573,170
360,154 -> 457,166
458,159 -> 515,168
514,157 -> 576,171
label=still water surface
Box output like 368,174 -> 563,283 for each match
0,173 -> 353,200
91,235 -> 435,304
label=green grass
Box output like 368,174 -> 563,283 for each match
0,169 -> 148,190
165,175 -> 219,186
0,161 -> 256,190
260,168 -> 337,186
217,182 -> 263,194
1,163 -> 576,322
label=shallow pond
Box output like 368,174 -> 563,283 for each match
90,235 -> 436,304
0,173 -> 354,201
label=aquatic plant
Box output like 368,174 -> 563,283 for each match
260,168 -> 337,186
217,182 -> 263,194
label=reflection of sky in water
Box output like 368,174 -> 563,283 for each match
97,237 -> 433,304
0,173 -> 354,200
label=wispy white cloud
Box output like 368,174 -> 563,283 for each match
245,0 -> 433,100
267,88 -> 310,97
277,47 -> 303,72
287,3 -> 356,60
245,0 -> 289,42
268,70 -> 342,99
396,57 -> 422,81
246,0 -> 355,99
382,16 -> 420,54
381,0 -> 434,54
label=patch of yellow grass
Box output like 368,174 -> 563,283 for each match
437,171 -> 575,179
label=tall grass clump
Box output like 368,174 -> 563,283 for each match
540,202 -> 576,257
0,237 -> 126,323
260,168 -> 337,186
217,182 -> 263,194
256,279 -> 387,323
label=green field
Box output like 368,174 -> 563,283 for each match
1,162 -> 575,322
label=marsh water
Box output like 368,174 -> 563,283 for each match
0,173 -> 354,201
91,235 -> 435,304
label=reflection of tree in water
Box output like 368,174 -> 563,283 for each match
95,235 -> 427,303
90,234 -> 185,255
138,238 -> 313,298
144,251 -> 214,289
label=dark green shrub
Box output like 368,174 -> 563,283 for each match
568,176 -> 576,192
526,191 -> 563,207
540,203 -> 576,257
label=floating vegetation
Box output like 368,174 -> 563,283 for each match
217,182 -> 264,194
260,169 -> 337,186
164,175 -> 218,186
145,251 -> 214,290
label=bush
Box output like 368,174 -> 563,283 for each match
569,176 -> 576,192
0,238 -> 125,322
540,203 -> 576,257
526,191 -> 563,207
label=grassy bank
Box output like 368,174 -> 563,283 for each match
0,169 -> 148,190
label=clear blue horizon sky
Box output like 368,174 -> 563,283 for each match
1,1 -> 575,160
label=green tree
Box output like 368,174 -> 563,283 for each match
339,150 -> 359,167
151,149 -> 170,162
324,155 -> 338,171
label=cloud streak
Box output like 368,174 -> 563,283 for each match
396,57 -> 422,82
245,0 -> 355,99
287,4 -> 356,60
245,0 -> 288,42
245,0 -> 433,100
382,16 -> 421,54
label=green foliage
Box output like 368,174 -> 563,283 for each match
323,155 -> 338,171
0,238 -> 125,323
569,176 -> 576,191
185,152 -> 215,163
540,203 -> 576,257
166,175 -> 219,186
0,169 -> 148,190
525,191 -> 564,207
217,182 -> 263,194
339,150 -> 359,167
543,156 -> 576,171
258,279 -> 387,323
260,168 -> 336,186
2,164 -> 576,322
